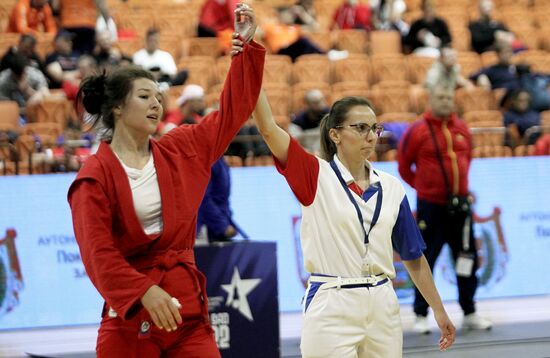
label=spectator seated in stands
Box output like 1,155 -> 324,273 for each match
159,84 -> 205,135
45,30 -> 80,89
92,30 -> 122,71
51,0 -> 112,55
470,43 -> 520,91
469,0 -> 515,54
292,89 -> 329,130
424,46 -> 474,90
133,28 -> 186,85
504,89 -> 541,147
197,0 -> 237,37
260,8 -> 324,62
0,34 -> 46,75
290,89 -> 329,153
288,0 -> 320,31
226,116 -> 270,161
331,0 -> 373,31
0,53 -> 49,112
61,55 -> 97,101
371,0 -> 409,37
6,0 -> 56,34
404,0 -> 451,57
518,66 -> 550,112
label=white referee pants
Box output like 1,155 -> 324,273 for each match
300,281 -> 403,358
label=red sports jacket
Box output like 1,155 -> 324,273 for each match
68,41 -> 265,320
397,111 -> 472,205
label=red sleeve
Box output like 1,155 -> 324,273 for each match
397,123 -> 420,188
69,179 -> 156,319
273,137 -> 319,206
357,6 -> 372,30
161,40 -> 265,166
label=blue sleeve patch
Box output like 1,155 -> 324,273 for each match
391,195 -> 426,261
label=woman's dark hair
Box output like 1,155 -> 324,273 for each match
319,96 -> 375,161
76,66 -> 155,133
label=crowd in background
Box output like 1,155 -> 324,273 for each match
0,0 -> 549,175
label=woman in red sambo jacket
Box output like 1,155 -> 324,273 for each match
67,4 -> 264,357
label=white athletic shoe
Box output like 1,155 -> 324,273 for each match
462,313 -> 493,330
413,316 -> 431,334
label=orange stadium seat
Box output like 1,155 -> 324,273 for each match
455,87 -> 496,114
480,51 -> 499,67
21,122 -> 61,138
463,110 -> 503,127
512,50 -> 550,73
303,31 -> 333,53
540,110 -> 550,127
513,145 -> 536,157
513,26 -> 540,51
409,85 -> 430,114
292,54 -> 331,84
407,56 -> 436,84
370,87 -> 412,114
182,37 -> 222,57
369,31 -> 402,55
158,34 -> 183,62
378,112 -> 418,124
177,57 -> 215,90
26,98 -> 72,133
331,82 -> 370,101
264,54 -> 293,84
370,54 -> 408,83
332,54 -> 371,84
333,29 -> 368,54
0,101 -> 20,132
456,51 -> 483,78
116,39 -> 143,57
450,27 -> 471,52
372,80 -> 411,91
263,83 -> 292,116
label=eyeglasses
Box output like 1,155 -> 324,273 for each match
335,123 -> 384,137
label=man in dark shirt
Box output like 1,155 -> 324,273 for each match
45,30 -> 80,88
468,0 -> 511,54
292,89 -> 329,130
0,34 -> 45,74
405,0 -> 451,54
469,43 -> 520,90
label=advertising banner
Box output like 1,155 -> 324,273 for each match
0,157 -> 549,329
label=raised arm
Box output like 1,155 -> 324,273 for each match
161,5 -> 265,165
253,90 -> 291,164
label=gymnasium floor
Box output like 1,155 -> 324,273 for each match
1,296 -> 549,358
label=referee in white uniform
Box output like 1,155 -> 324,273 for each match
239,70 -> 456,356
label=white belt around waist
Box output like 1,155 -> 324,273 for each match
309,274 -> 389,290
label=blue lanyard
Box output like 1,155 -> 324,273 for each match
330,160 -> 383,245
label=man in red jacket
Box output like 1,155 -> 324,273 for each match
398,85 -> 492,334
